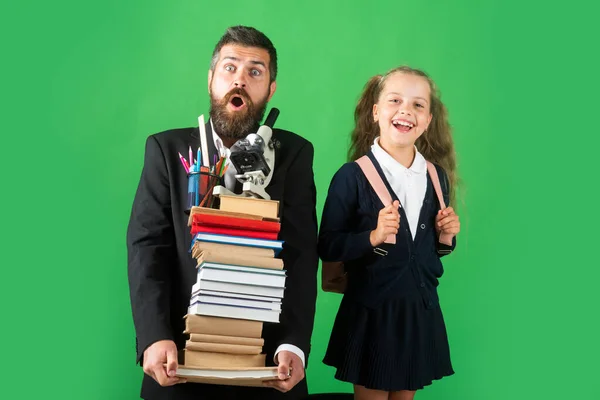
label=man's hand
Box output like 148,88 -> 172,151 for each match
142,340 -> 186,386
263,350 -> 305,393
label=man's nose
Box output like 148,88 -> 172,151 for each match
233,72 -> 247,88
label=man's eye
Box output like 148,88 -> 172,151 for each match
225,65 -> 235,72
251,69 -> 261,76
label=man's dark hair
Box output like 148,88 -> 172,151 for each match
210,26 -> 278,83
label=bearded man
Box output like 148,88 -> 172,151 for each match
126,26 -> 318,400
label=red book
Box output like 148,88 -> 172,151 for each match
192,213 -> 280,233
191,225 -> 279,240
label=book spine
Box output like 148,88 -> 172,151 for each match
184,315 -> 263,338
191,225 -> 279,240
185,341 -> 263,355
193,214 -> 280,233
188,333 -> 264,347
183,350 -> 266,368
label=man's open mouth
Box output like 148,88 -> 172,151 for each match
230,96 -> 246,109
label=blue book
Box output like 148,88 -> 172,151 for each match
190,232 -> 283,256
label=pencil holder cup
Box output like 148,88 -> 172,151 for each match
186,169 -> 220,213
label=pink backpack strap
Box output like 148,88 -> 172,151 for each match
426,161 -> 453,246
355,156 -> 396,245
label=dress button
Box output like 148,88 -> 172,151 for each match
410,255 -> 415,261
428,300 -> 433,306
420,224 -> 426,229
420,282 -> 425,288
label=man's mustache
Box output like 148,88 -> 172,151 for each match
223,87 -> 252,105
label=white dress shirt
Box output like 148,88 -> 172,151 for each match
209,119 -> 306,368
210,120 -> 238,191
371,138 -> 427,239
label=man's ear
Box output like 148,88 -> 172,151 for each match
207,70 -> 213,94
267,81 -> 277,102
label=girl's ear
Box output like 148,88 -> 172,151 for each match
373,104 -> 379,122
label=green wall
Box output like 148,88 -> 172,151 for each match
3,1 -> 599,399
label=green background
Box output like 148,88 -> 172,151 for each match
3,1 -> 599,399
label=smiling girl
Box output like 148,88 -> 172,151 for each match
318,66 -> 460,400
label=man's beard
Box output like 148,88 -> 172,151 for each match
209,87 -> 269,141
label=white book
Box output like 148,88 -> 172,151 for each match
188,302 -> 281,323
193,287 -> 281,302
192,280 -> 285,299
190,294 -> 282,311
198,267 -> 286,288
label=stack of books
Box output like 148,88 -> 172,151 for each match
182,314 -> 266,369
177,195 -> 286,384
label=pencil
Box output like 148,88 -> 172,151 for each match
178,152 -> 190,174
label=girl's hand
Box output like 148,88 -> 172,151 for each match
370,200 -> 400,247
435,207 -> 460,237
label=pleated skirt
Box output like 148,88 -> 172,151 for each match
323,293 -> 454,391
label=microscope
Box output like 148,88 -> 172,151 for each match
212,108 -> 279,200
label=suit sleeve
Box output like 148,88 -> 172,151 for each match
126,136 -> 176,364
318,164 -> 373,262
272,141 -> 319,363
436,166 -> 457,256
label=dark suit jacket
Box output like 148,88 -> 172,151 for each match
126,121 -> 319,400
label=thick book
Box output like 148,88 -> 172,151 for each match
183,350 -> 266,368
187,206 -> 266,227
185,341 -> 262,355
188,333 -> 264,347
183,314 -> 263,338
192,280 -> 285,299
173,365 -> 282,386
191,233 -> 283,256
192,241 -> 275,259
192,225 -> 279,240
197,263 -> 287,288
190,293 -> 282,312
192,287 -> 281,303
188,302 -> 281,323
193,249 -> 283,270
218,195 -> 279,220
192,213 -> 280,233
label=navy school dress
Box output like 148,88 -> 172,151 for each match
318,151 -> 456,391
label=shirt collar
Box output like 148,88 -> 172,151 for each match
371,137 -> 427,175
